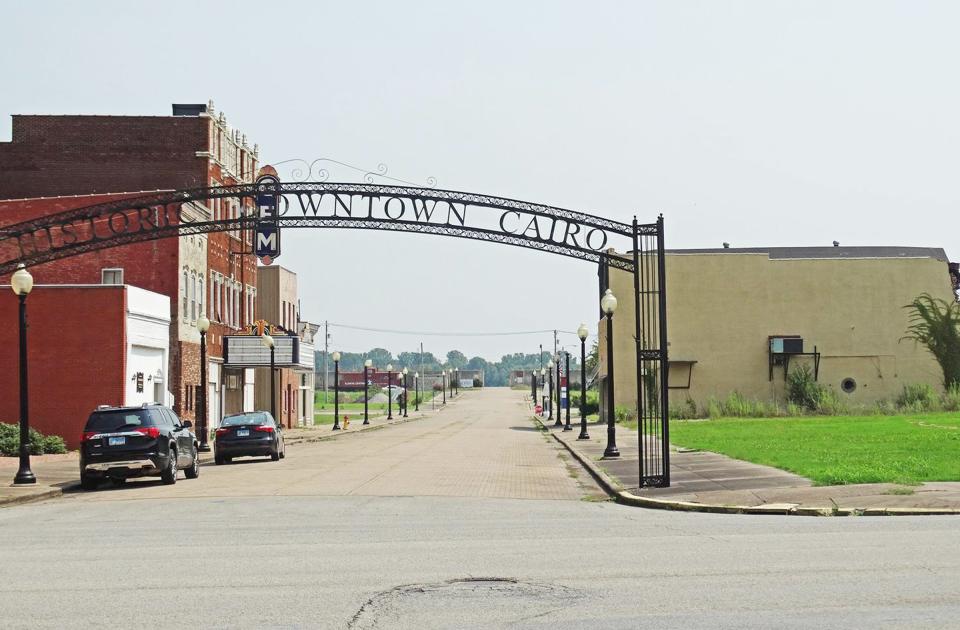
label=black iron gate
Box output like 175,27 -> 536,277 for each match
633,216 -> 669,487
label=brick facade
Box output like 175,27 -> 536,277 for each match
0,103 -> 261,425
0,287 -> 126,448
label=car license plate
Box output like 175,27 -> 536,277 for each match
108,436 -> 126,446
236,429 -> 249,437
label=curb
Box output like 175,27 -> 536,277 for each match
0,487 -> 63,508
533,416 -> 960,517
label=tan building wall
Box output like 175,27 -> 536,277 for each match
254,265 -> 314,427
604,247 -> 955,412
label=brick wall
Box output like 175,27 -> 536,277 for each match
0,116 -> 209,199
0,286 -> 126,449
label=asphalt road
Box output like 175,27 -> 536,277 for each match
1,389 -> 958,628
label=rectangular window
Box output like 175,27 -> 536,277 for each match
182,270 -> 188,319
101,268 -> 123,285
198,278 -> 204,318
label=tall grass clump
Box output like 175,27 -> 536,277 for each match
941,383 -> 960,412
787,364 -> 824,411
896,383 -> 940,412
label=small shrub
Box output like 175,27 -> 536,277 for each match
896,383 -> 939,411
569,390 -> 600,416
669,397 -> 700,420
816,389 -> 849,416
787,365 -> 824,411
614,405 -> 635,423
786,402 -> 803,417
706,398 -> 723,419
0,423 -> 67,456
940,384 -> 960,412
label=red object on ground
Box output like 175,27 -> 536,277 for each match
535,405 -> 543,415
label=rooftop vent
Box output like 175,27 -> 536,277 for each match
172,103 -> 207,116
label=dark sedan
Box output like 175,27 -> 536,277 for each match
214,411 -> 285,464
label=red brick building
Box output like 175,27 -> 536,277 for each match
0,284 -> 171,449
0,102 -> 261,430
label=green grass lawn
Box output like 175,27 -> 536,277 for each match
667,413 -> 960,486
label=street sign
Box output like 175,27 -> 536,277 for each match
254,174 -> 281,263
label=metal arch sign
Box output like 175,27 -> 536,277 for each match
0,181 -> 650,275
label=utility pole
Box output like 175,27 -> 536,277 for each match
323,320 -> 330,406
553,329 -> 558,359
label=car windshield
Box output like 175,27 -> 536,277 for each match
86,409 -> 156,432
222,413 -> 270,427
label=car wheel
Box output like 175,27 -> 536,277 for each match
161,449 -> 178,485
214,454 -> 224,465
109,477 -> 126,487
184,446 -> 200,479
279,441 -> 285,459
271,447 -> 280,461
80,474 -> 99,491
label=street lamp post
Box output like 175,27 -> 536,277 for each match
601,289 -> 620,458
363,359 -> 372,424
577,323 -> 590,440
531,370 -> 537,404
386,364 -> 394,420
563,351 -> 572,431
448,368 -> 454,399
197,315 -> 211,451
442,370 -> 446,405
11,264 -> 36,485
332,351 -> 341,430
553,357 -> 563,428
540,367 -> 546,416
402,367 -> 409,417
547,360 -> 554,421
262,334 -> 276,422
414,372 -> 420,411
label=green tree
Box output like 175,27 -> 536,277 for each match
903,293 -> 960,388
467,356 -> 488,370
446,350 -> 467,368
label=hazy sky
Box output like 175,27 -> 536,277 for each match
3,1 -> 957,360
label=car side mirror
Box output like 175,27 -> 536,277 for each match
182,420 -> 193,429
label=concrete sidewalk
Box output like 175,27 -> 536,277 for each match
541,415 -> 960,515
0,392 -> 463,507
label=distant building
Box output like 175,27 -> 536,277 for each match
0,284 -> 170,448
601,246 -> 957,412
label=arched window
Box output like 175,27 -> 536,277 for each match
198,277 -> 204,319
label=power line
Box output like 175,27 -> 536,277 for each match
328,322 -> 581,337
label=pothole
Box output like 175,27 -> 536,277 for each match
348,577 -> 581,629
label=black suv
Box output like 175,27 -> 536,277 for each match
79,404 -> 200,490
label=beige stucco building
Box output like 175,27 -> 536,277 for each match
601,246 -> 956,412
254,265 -> 316,427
